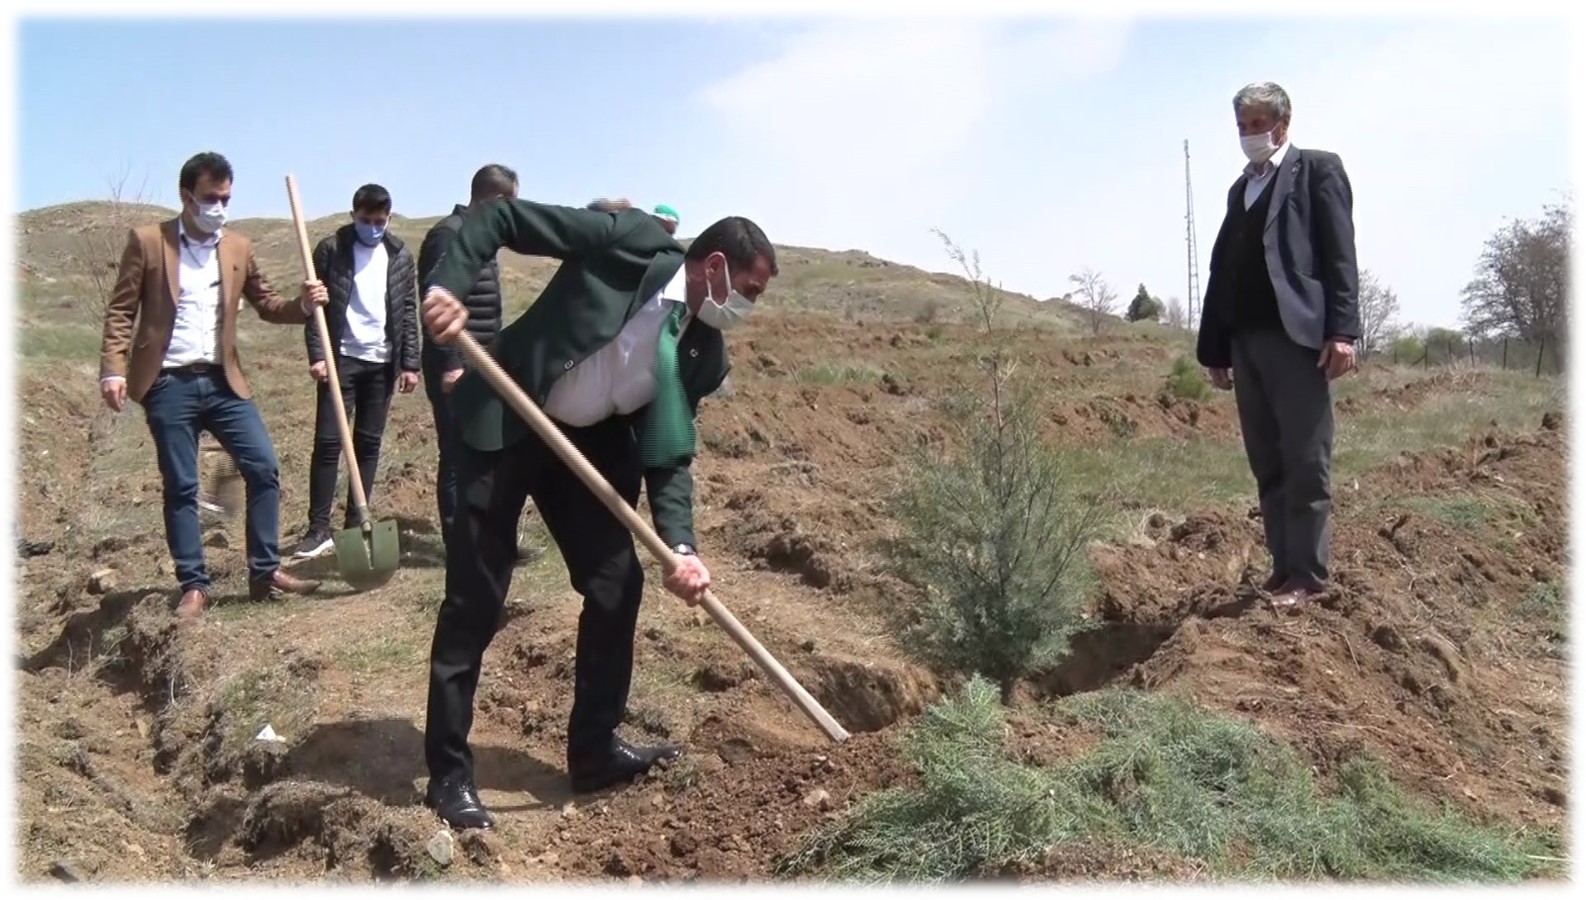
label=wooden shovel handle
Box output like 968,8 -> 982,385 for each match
450,330 -> 849,743
284,175 -> 373,521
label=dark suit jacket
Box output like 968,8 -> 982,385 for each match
305,225 -> 420,372
426,199 -> 731,549
1196,146 -> 1360,369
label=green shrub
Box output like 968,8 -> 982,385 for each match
782,683 -> 1561,884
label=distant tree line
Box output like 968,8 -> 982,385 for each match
1124,195 -> 1571,375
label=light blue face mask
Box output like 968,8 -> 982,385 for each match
354,219 -> 386,247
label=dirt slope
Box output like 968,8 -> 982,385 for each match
10,201 -> 1569,883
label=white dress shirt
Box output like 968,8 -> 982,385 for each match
543,265 -> 691,427
1243,140 -> 1291,210
341,240 -> 392,364
161,219 -> 225,369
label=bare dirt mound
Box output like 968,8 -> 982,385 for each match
547,731 -> 912,882
1078,423 -> 1568,831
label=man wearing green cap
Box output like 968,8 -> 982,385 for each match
417,198 -> 777,829
587,198 -> 680,237
651,204 -> 680,236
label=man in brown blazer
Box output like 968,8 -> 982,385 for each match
99,151 -> 329,618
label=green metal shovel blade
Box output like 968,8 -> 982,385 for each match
332,518 -> 401,591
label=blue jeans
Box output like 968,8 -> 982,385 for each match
142,367 -> 283,592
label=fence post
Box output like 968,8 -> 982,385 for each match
1502,337 -> 1508,369
1468,337 -> 1474,365
1536,336 -> 1545,378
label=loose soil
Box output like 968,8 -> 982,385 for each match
11,208 -> 1569,882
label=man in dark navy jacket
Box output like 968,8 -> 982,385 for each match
1196,81 -> 1360,613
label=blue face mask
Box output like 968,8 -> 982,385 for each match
354,220 -> 385,247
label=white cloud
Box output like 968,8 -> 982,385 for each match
686,18 -> 1136,260
1287,20 -> 1571,327
682,17 -> 1565,333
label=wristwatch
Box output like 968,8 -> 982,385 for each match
672,543 -> 696,557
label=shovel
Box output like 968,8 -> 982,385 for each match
449,330 -> 850,744
284,174 -> 400,590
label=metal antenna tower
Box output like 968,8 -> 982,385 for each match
1184,139 -> 1201,328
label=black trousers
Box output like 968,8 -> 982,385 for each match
307,354 -> 395,532
421,356 -> 463,549
423,414 -> 646,785
1230,328 -> 1335,588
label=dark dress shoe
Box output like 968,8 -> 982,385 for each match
424,776 -> 495,830
569,737 -> 682,794
1260,572 -> 1290,592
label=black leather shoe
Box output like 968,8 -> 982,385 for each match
569,737 -> 682,794
424,776 -> 495,830
1260,572 -> 1290,592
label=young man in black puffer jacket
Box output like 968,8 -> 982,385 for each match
288,183 -> 420,561
419,164 -> 538,563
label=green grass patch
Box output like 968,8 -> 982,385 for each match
1060,438 -> 1253,533
1165,354 -> 1211,402
1334,373 -> 1563,477
1515,580 -> 1567,655
1407,496 -> 1497,531
211,663 -> 321,765
794,360 -> 886,386
1359,488 -> 1539,540
333,629 -> 428,676
780,679 -> 1561,883
17,322 -> 105,361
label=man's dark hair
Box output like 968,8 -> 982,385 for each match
178,152 -> 233,194
352,183 -> 393,214
685,216 -> 778,276
470,164 -> 518,202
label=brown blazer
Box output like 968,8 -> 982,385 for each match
99,217 -> 307,404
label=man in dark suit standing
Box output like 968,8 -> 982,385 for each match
418,198 -> 777,829
1196,81 -> 1359,613
417,164 -> 519,555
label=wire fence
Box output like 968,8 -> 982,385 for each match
1375,335 -> 1563,378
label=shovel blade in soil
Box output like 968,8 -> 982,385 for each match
332,519 -> 400,591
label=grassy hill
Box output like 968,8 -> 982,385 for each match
10,199 -> 1568,885
15,201 -> 1089,331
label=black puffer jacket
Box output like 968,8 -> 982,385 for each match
304,225 -> 420,372
418,204 -> 505,373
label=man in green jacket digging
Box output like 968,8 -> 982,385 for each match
417,197 -> 777,830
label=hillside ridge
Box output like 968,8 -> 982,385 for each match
15,200 -> 1085,328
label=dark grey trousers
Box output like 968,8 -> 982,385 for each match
1231,328 -> 1334,589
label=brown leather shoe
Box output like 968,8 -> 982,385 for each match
249,569 -> 321,603
176,587 -> 211,619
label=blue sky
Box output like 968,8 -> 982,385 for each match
14,13 -> 1572,329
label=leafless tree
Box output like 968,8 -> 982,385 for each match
1459,196 -> 1571,365
1356,269 -> 1401,357
1165,296 -> 1187,330
75,160 -> 154,322
1068,267 -> 1117,336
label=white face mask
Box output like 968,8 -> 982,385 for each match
1240,129 -> 1278,164
695,260 -> 754,331
191,198 -> 227,234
